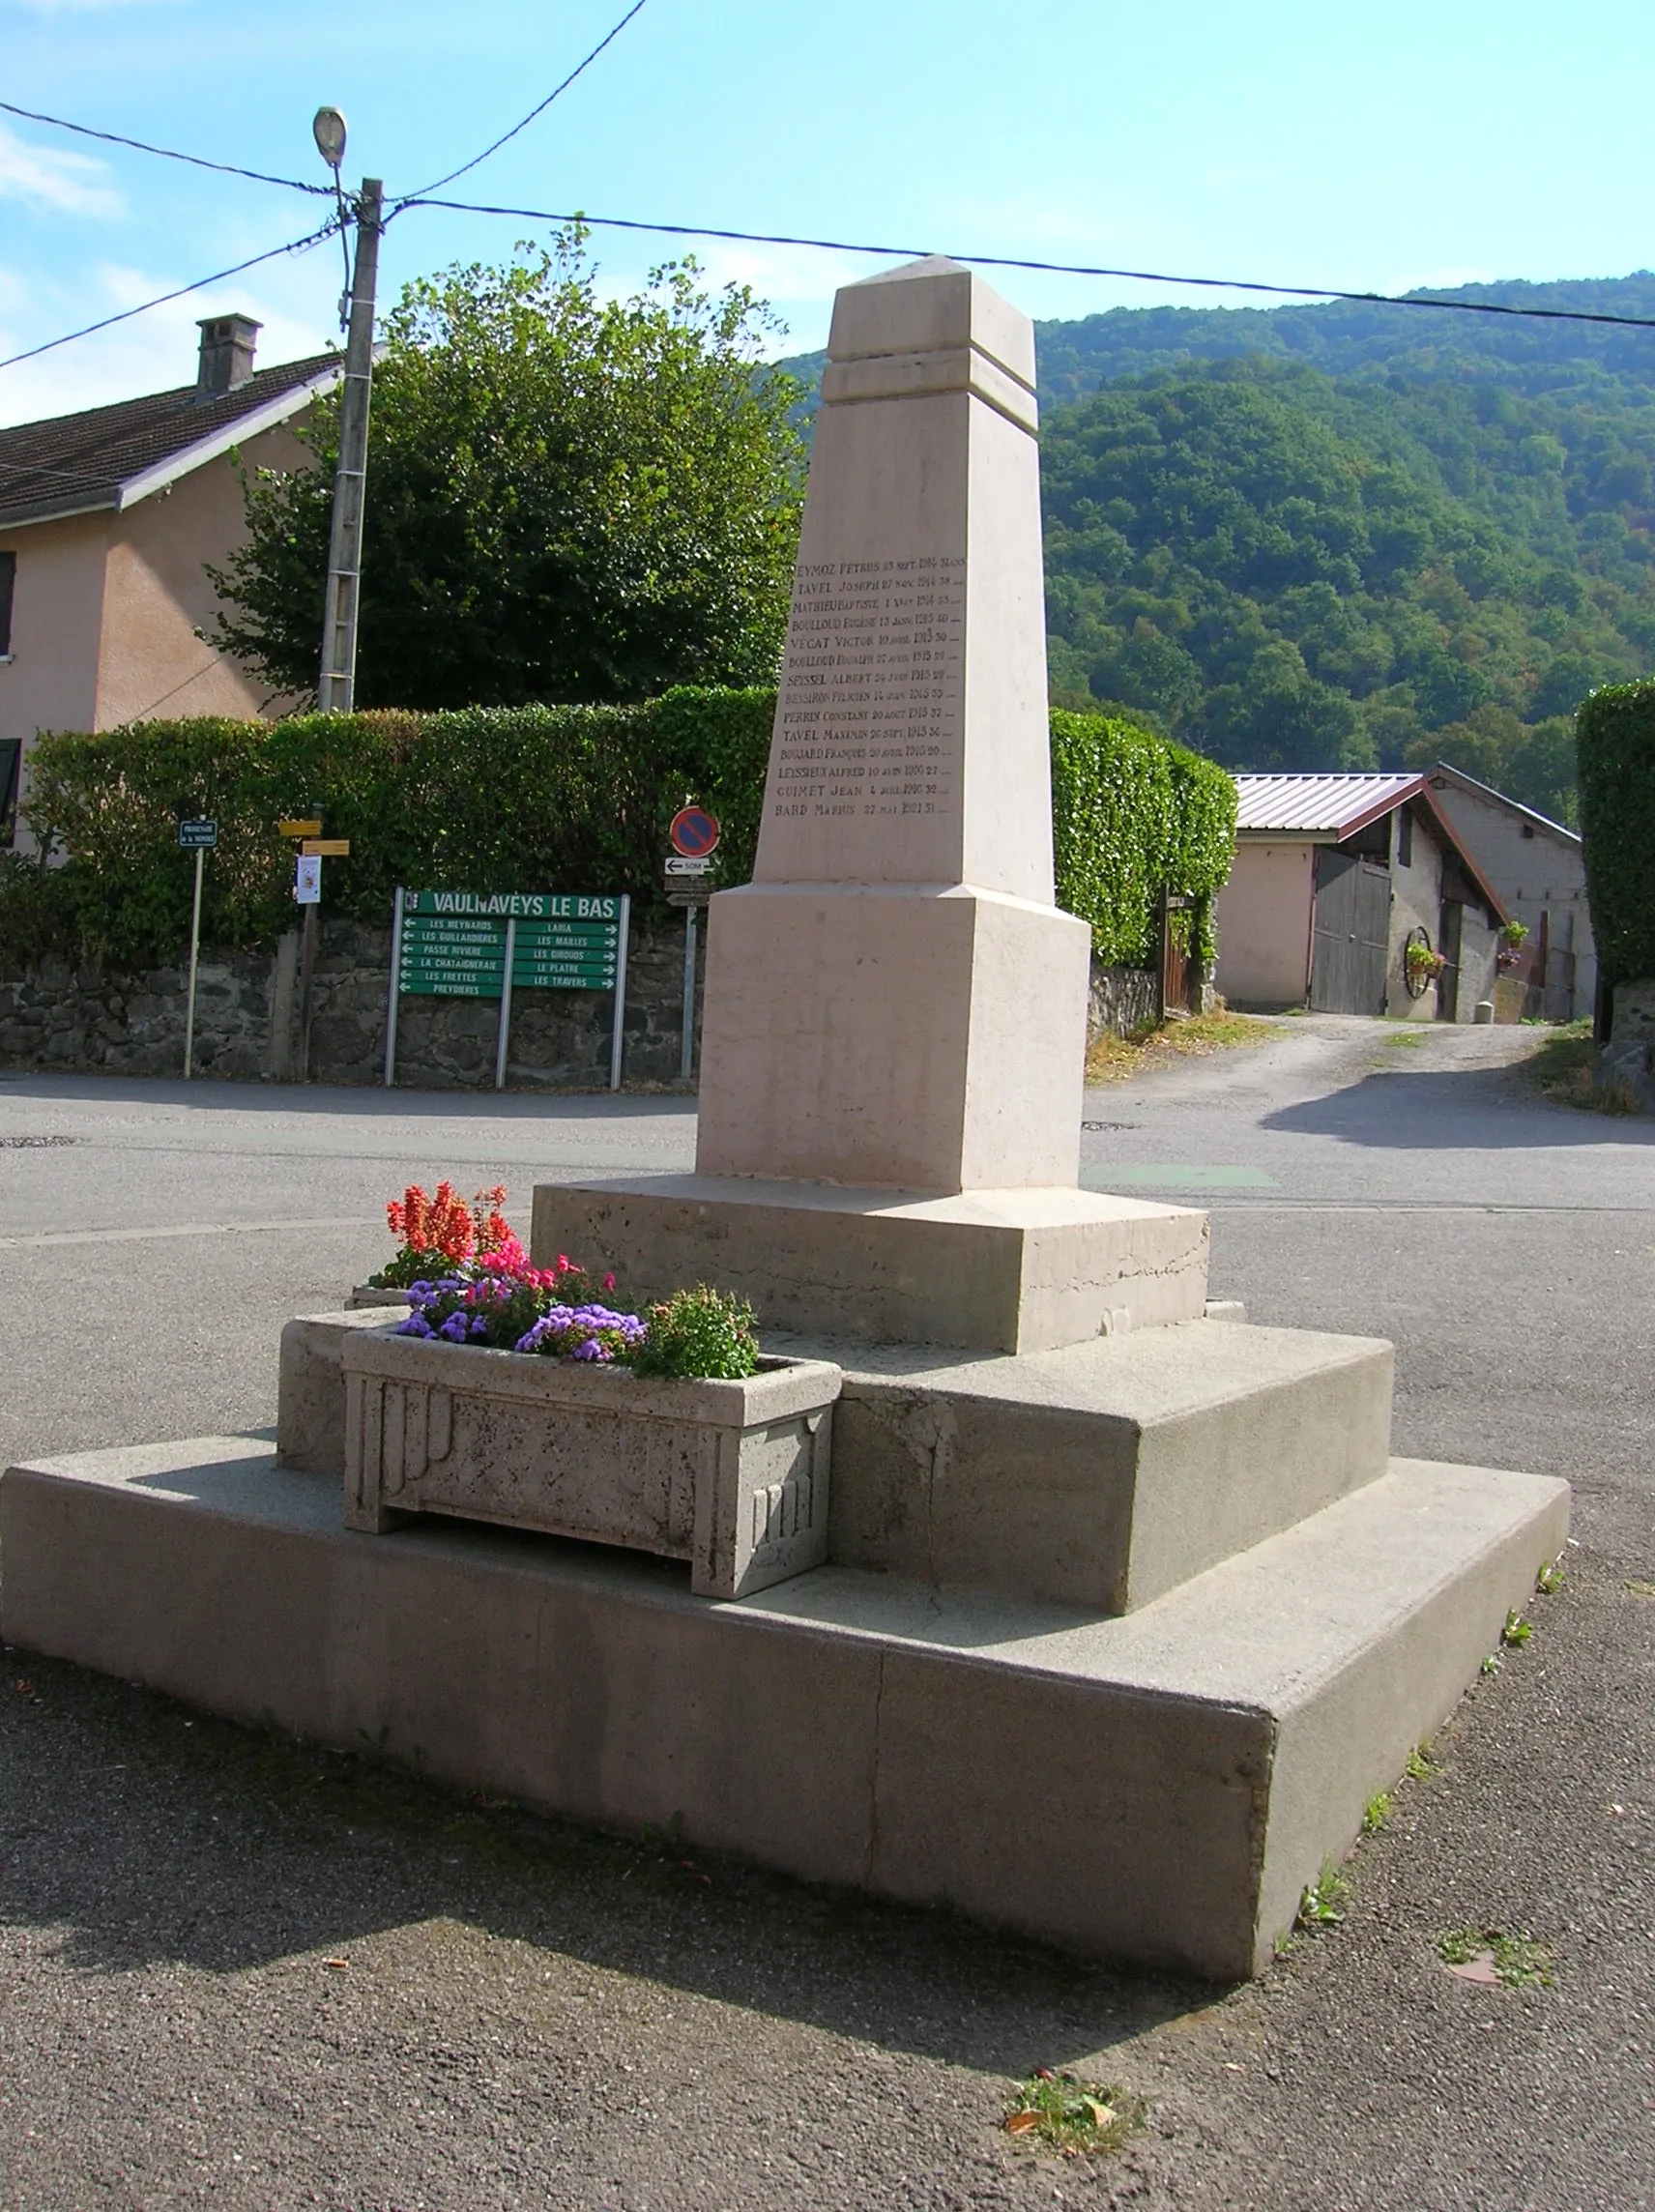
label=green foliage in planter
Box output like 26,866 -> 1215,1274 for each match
632,1285 -> 760,1381
1577,681 -> 1655,989
1050,711 -> 1237,964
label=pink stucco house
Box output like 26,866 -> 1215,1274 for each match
0,314 -> 339,843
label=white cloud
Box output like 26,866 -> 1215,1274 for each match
0,120 -> 124,218
0,255 -> 335,426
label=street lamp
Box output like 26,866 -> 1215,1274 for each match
312,106 -> 348,170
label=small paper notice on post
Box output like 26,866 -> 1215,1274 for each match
295,854 -> 323,905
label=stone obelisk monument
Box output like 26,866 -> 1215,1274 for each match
697,257 -> 1089,1190
534,258 -> 1208,1350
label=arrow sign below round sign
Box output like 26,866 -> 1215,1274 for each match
669,804 -> 720,859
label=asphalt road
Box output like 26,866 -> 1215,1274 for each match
0,1022 -> 1651,2210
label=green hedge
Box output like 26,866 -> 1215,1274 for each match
7,695 -> 1234,972
1051,711 -> 1236,964
1577,683 -> 1655,991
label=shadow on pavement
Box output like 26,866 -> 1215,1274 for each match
0,1653 -> 1210,2075
1262,1065 -> 1655,1150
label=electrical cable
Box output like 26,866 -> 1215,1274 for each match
0,218 -> 343,374
0,97 -> 332,196
396,0 -> 651,202
397,196 -> 1655,331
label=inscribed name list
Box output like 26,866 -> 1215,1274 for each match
759,552 -> 965,884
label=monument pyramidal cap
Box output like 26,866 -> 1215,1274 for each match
531,255 -> 1211,1353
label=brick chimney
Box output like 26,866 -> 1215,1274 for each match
195,313 -> 261,396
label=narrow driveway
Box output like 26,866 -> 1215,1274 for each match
0,1027 -> 1650,2210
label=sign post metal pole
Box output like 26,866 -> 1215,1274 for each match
183,845 -> 205,1080
384,886 -> 404,1087
495,916 -> 517,1091
176,816 -> 218,1079
680,904 -> 697,1083
609,895 -> 630,1092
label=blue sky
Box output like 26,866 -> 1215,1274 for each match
1,0 -> 1651,425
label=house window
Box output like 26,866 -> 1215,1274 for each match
1521,823 -> 1536,840
0,740 -> 19,847
0,551 -> 14,657
1396,807 -> 1412,867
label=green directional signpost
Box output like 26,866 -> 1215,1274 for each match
385,890 -> 630,1091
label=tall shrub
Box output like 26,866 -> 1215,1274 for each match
1576,682 -> 1655,991
1050,711 -> 1236,963
9,697 -> 1235,973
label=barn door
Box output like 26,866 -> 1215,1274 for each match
1309,850 -> 1391,1013
1437,901 -> 1464,1022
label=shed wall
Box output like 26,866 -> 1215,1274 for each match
1214,843 -> 1315,1006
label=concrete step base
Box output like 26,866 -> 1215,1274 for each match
0,1439 -> 1566,1980
529,1175 -> 1210,1353
279,1312 -> 1395,1615
822,1319 -> 1395,1612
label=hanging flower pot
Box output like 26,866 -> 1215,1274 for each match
1404,929 -> 1445,999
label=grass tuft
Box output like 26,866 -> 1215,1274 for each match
1361,1790 -> 1394,1835
1086,1010 -> 1278,1085
1523,1020 -> 1640,1115
1296,1860 -> 1350,1929
1437,1928 -> 1554,1989
1002,2072 -> 1146,2157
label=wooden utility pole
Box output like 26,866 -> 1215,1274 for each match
317,176 -> 383,713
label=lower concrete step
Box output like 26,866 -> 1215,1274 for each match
824,1319 -> 1396,1611
0,1438 -> 1566,1980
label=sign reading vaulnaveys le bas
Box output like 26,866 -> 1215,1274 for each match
384,888 -> 631,1092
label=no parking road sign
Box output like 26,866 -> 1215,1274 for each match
669,804 -> 719,859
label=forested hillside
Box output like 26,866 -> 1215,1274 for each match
780,276 -> 1655,821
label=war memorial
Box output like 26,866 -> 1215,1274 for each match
0,259 -> 1567,1979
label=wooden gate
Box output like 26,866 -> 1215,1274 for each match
1309,850 -> 1390,1013
1160,892 -> 1195,1017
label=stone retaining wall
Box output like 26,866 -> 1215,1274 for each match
0,913 -> 707,1091
1,922 -> 1159,1086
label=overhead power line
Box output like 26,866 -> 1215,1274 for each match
0,97 -> 332,196
398,196 -> 1655,332
398,0 -> 652,202
0,218 -> 343,374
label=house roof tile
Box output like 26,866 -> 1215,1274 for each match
0,351 -> 338,531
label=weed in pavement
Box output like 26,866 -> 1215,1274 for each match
1437,1928 -> 1555,1990
1002,2071 -> 1146,2157
1297,1861 -> 1350,1929
1502,1609 -> 1533,1647
1361,1790 -> 1393,1835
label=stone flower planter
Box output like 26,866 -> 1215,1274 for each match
339,1327 -> 841,1600
348,1284 -> 418,1309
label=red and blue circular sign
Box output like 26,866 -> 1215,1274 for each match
669,804 -> 720,859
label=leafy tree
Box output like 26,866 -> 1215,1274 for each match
213,231 -> 805,709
